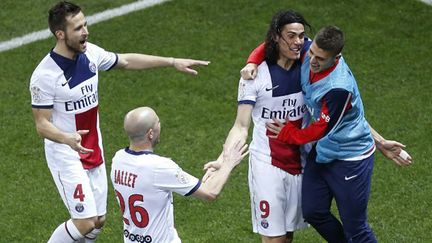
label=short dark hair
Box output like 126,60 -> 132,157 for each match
48,1 -> 81,35
314,26 -> 345,56
264,10 -> 311,64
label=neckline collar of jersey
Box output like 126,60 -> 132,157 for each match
50,49 -> 82,72
125,147 -> 154,155
50,49 -> 77,62
273,59 -> 300,72
309,58 -> 339,84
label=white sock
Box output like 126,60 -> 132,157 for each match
84,228 -> 102,242
48,219 -> 84,243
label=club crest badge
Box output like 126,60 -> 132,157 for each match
261,219 -> 269,229
176,170 -> 190,184
238,80 -> 246,100
75,203 -> 85,213
30,86 -> 42,102
89,62 -> 97,73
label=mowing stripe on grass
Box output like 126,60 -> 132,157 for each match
0,0 -> 171,53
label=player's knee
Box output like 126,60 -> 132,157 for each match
285,232 -> 293,243
303,207 -> 332,226
261,235 -> 287,243
302,205 -> 322,223
301,207 -> 312,222
95,215 -> 106,229
342,221 -> 374,241
72,217 -> 98,235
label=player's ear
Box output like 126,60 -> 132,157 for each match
273,32 -> 280,43
148,129 -> 154,140
55,30 -> 65,40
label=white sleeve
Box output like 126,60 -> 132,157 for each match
153,159 -> 200,196
88,43 -> 118,71
238,63 -> 268,103
237,77 -> 258,103
30,73 -> 55,107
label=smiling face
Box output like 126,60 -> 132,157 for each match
308,41 -> 339,73
275,23 -> 305,63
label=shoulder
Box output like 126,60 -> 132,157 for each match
112,148 -> 127,159
137,152 -> 180,169
257,61 -> 269,72
30,55 -> 61,85
31,53 -> 57,75
153,155 -> 180,170
86,42 -> 102,51
85,42 -> 110,56
254,61 -> 271,83
331,57 -> 355,84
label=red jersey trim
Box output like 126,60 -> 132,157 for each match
309,59 -> 339,83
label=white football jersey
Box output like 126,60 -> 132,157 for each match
238,61 -> 308,174
110,148 -> 200,243
29,42 -> 117,170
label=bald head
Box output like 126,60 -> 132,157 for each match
124,107 -> 159,144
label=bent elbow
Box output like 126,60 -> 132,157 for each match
207,193 -> 218,202
202,192 -> 218,202
35,126 -> 45,138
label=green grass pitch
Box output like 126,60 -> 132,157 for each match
0,0 -> 431,242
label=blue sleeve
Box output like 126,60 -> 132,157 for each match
321,88 -> 352,135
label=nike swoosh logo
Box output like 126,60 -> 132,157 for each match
61,77 -> 72,87
344,175 -> 358,181
265,85 -> 279,91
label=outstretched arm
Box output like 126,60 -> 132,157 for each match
116,53 -> 210,75
192,140 -> 249,201
203,105 -> 252,175
370,126 -> 412,166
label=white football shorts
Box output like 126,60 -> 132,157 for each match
248,156 -> 308,237
46,146 -> 108,219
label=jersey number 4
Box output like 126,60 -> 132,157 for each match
73,184 -> 85,202
115,190 -> 149,228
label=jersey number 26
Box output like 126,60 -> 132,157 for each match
115,190 -> 149,228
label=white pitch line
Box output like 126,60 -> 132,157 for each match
0,0 -> 171,53
420,0 -> 432,5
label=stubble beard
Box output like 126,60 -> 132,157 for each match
65,36 -> 84,55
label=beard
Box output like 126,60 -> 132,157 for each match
65,35 -> 85,54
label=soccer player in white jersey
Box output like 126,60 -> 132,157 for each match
29,2 -> 209,242
239,12 -> 413,243
204,10 -> 312,243
111,107 -> 248,243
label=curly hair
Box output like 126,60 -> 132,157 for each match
265,10 -> 311,64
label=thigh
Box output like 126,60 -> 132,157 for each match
302,149 -> 333,216
327,155 -> 374,225
87,163 -> 108,216
249,158 -> 289,237
50,160 -> 98,219
284,173 -> 308,231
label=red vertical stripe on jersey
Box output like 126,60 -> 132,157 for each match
267,119 -> 302,175
75,106 -> 103,169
